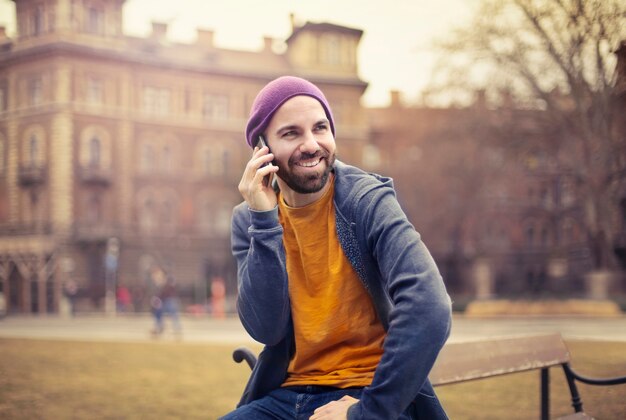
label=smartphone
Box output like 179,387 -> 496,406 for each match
255,135 -> 272,186
255,135 -> 269,164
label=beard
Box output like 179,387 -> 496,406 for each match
275,149 -> 336,194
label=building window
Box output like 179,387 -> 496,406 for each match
21,127 -> 46,168
143,87 -> 170,115
161,197 -> 178,233
29,78 -> 43,106
140,143 -> 155,173
162,146 -> 173,173
215,203 -> 232,235
0,85 -> 6,112
320,34 -> 341,66
86,7 -> 104,34
221,149 -> 230,178
80,126 -> 110,170
89,136 -> 101,167
540,226 -> 550,247
184,89 -> 192,114
560,218 -> 577,245
86,77 -> 103,104
525,223 -> 535,247
540,184 -> 551,209
0,137 -> 5,174
140,198 -> 156,233
558,178 -> 575,208
202,145 -> 230,176
32,6 -> 44,36
28,134 -> 40,166
202,93 -> 229,120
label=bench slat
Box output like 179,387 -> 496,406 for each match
430,333 -> 571,386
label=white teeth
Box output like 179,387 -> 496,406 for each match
297,158 -> 321,167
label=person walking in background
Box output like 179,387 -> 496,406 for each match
63,279 -> 78,316
150,270 -> 182,338
211,277 -> 226,319
223,76 -> 451,419
116,284 -> 132,313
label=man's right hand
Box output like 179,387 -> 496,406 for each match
238,145 -> 279,211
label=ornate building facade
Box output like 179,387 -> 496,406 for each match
0,0 -> 369,313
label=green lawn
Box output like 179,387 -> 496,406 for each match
0,338 -> 624,419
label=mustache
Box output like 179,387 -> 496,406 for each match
296,150 -> 327,161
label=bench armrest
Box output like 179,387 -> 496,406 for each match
233,346 -> 257,370
563,363 -> 626,386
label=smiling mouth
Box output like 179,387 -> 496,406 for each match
295,157 -> 323,168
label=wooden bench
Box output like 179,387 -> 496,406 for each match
429,334 -> 626,419
233,333 -> 626,419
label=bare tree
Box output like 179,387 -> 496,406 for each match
431,0 -> 626,270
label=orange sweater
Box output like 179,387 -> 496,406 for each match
278,179 -> 385,388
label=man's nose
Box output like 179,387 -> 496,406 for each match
299,132 -> 320,154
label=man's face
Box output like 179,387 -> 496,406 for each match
264,95 -> 336,195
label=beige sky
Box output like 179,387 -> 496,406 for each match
0,0 -> 479,106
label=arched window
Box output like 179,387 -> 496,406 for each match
0,137 -> 5,173
87,7 -> 105,35
525,223 -> 535,247
561,218 -> 576,245
140,198 -> 156,232
162,145 -> 172,173
32,6 -> 44,36
29,79 -> 42,105
141,143 -> 154,173
540,226 -> 549,247
89,136 -> 101,167
29,134 -> 39,166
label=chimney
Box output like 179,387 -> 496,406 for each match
197,29 -> 214,47
289,13 -> 296,31
474,89 -> 487,109
151,21 -> 168,41
500,88 -> 514,108
390,90 -> 402,107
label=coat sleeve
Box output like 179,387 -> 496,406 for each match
231,203 -> 291,345
347,186 -> 452,420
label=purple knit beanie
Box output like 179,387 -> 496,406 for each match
245,76 -> 335,148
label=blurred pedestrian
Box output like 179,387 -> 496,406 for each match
151,273 -> 182,337
63,279 -> 78,316
116,284 -> 132,313
211,277 -> 226,319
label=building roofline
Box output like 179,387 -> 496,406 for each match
286,21 -> 363,43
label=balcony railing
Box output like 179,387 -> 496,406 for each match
0,222 -> 52,236
78,165 -> 112,185
73,224 -> 121,242
19,165 -> 47,186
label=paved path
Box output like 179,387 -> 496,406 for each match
1,314 -> 625,344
